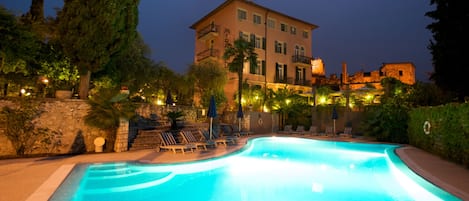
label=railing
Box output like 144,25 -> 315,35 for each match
295,79 -> 311,86
292,55 -> 313,65
274,77 -> 294,84
196,48 -> 219,61
197,23 -> 219,39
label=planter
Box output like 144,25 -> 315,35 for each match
55,90 -> 73,99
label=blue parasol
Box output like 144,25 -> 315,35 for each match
208,96 -> 217,140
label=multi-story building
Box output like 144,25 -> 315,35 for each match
190,0 -> 318,110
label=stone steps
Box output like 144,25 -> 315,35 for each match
129,130 -> 162,151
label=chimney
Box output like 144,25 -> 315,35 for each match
342,62 -> 348,84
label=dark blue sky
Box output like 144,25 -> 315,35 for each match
1,0 -> 434,81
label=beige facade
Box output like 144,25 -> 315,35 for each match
191,0 -> 318,110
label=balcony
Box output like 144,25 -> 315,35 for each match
274,77 -> 294,84
197,48 -> 220,61
292,55 -> 313,66
197,23 -> 219,40
294,79 -> 311,86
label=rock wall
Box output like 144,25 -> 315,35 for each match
0,99 -> 106,156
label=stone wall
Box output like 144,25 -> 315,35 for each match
0,99 -> 107,156
0,99 -> 205,157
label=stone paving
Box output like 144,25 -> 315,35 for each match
0,134 -> 468,201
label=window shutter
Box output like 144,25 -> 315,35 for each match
262,60 -> 266,75
275,63 -> 279,80
274,41 -> 278,53
283,42 -> 287,55
250,60 -> 255,74
262,37 -> 266,50
284,64 -> 287,80
303,68 -> 306,81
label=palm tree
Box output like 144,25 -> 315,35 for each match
223,38 -> 258,110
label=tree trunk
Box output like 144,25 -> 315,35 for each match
238,66 -> 243,107
79,70 -> 91,99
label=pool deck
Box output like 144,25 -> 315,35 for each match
0,134 -> 468,201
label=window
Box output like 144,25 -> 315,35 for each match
276,63 -> 285,81
275,41 -> 287,54
302,31 -> 309,38
237,9 -> 247,21
253,14 -> 261,24
250,60 -> 264,75
255,36 -> 261,49
296,67 -> 305,84
291,26 -> 297,35
239,31 -> 249,40
300,46 -> 305,56
275,41 -> 283,53
295,45 -> 299,55
275,64 -> 287,82
399,70 -> 403,76
281,23 -> 288,32
267,18 -> 275,29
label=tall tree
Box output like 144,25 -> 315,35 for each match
223,38 -> 258,110
426,0 -> 469,101
57,0 -> 139,99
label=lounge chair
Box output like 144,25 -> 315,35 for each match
201,129 -> 237,147
321,126 -> 334,137
180,130 -> 215,150
231,124 -> 253,137
339,127 -> 353,138
158,131 -> 195,154
308,126 -> 318,136
291,125 -> 307,135
278,125 -> 293,134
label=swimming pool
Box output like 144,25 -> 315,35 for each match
51,137 -> 460,201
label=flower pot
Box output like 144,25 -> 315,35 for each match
55,90 -> 73,99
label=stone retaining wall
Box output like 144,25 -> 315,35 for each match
0,99 -> 106,156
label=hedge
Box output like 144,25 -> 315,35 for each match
408,103 -> 469,167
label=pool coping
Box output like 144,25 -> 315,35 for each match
396,146 -> 469,200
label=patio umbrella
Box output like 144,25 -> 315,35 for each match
208,96 -> 217,140
332,106 -> 338,136
237,104 -> 243,132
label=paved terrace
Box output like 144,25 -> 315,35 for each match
0,134 -> 468,201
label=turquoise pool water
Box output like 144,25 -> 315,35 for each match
51,137 -> 460,201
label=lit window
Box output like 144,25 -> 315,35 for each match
291,26 -> 297,35
238,9 -> 247,20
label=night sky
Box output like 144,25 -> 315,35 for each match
1,0 -> 435,81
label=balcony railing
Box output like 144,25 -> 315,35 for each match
292,55 -> 313,65
197,23 -> 219,39
295,79 -> 311,86
274,77 -> 294,84
196,48 -> 219,61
